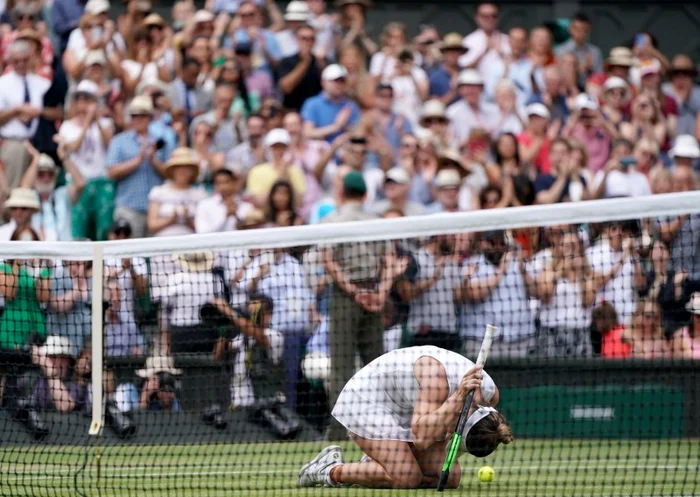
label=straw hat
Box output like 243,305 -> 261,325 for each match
136,355 -> 182,378
685,292 -> 700,315
143,13 -> 166,27
437,149 -> 471,177
605,47 -> 634,67
668,54 -> 698,77
41,336 -> 75,358
5,188 -> 40,210
128,95 -> 154,115
419,99 -> 448,127
440,33 -> 466,52
164,147 -> 200,180
174,251 -> 214,272
16,29 -> 41,47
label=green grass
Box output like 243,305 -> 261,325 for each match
1,439 -> 699,496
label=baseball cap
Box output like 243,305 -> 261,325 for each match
574,93 -> 599,111
322,64 -> 348,81
84,0 -> 109,15
284,0 -> 310,21
83,50 -> 106,67
342,171 -> 367,194
457,69 -> 484,86
128,95 -> 154,115
603,76 -> 628,92
193,10 -> 215,24
38,154 -> 57,172
526,103 -> 550,120
74,79 -> 99,98
112,218 -> 133,236
434,169 -> 461,189
384,168 -> 410,185
264,128 -> 291,147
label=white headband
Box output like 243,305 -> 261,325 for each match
463,405 -> 498,438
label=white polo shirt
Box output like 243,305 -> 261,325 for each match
446,99 -> 500,147
0,71 -> 51,139
194,194 -> 254,234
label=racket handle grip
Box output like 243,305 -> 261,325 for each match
437,469 -> 450,492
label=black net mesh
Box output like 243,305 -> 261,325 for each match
1,209 -> 700,496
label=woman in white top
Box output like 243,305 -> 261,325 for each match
147,147 -> 208,237
369,22 -> 407,81
298,346 -> 512,489
120,26 -> 169,97
532,230 -> 597,357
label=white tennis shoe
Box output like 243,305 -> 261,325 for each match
297,445 -> 345,487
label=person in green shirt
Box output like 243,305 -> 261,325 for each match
0,229 -> 52,350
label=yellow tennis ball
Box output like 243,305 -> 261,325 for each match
478,466 -> 495,482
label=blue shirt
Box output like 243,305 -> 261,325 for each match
300,93 -> 361,143
527,92 -> 570,121
149,117 -> 178,153
228,28 -> 282,73
51,0 -> 84,37
106,130 -> 172,213
429,66 -> 456,103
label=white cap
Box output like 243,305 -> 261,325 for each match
83,50 -> 106,67
457,69 -> 484,86
128,95 -> 154,115
639,59 -> 662,78
575,93 -> 600,111
41,336 -> 74,358
38,154 -> 57,171
322,64 -> 348,81
669,134 -> 700,159
136,78 -> 169,96
84,0 -> 109,15
435,169 -> 462,188
603,76 -> 628,92
285,0 -> 310,21
384,168 -> 410,185
264,128 -> 291,147
526,103 -> 550,120
193,10 -> 215,24
74,79 -> 99,98
686,292 -> 700,315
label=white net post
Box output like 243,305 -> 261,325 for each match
89,243 -> 104,436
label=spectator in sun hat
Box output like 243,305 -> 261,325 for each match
428,32 -> 467,105
517,103 -> 552,175
601,76 -> 630,127
2,8 -> 54,80
106,95 -> 172,239
587,46 -> 635,99
30,336 -> 82,413
0,187 -> 41,241
274,0 -> 311,59
563,93 -> 617,173
669,135 -> 700,170
136,356 -> 182,411
277,22 -> 324,111
436,148 -> 479,211
58,79 -> 115,241
427,169 -> 462,213
301,63 -> 361,143
446,68 -> 499,147
147,147 -> 207,237
372,168 -> 425,217
637,59 -> 679,129
418,99 -> 450,149
246,128 -> 307,205
663,54 -> 700,137
19,143 -> 73,242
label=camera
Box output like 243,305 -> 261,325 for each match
249,392 -> 302,440
13,398 -> 49,441
105,401 -> 136,439
202,404 -> 228,430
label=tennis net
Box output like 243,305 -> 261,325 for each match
0,192 -> 699,497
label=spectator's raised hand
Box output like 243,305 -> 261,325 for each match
334,105 -> 353,132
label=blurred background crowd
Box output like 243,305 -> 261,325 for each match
0,0 -> 699,425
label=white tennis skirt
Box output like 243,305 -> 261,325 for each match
331,379 -> 414,442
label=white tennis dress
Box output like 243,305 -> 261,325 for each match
332,346 -> 496,441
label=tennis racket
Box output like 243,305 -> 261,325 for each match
437,324 -> 497,492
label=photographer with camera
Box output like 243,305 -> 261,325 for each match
212,293 -> 301,439
136,356 -> 182,412
30,336 -> 88,413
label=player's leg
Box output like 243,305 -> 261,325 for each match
412,439 -> 462,489
331,435 -> 423,489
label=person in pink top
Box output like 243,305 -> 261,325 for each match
563,93 -> 618,173
672,293 -> 700,359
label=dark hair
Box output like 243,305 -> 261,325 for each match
479,184 -> 503,206
294,23 -> 314,34
611,138 -> 634,151
592,302 -> 619,333
182,57 -> 201,70
493,133 -> 521,165
267,180 -> 299,225
512,173 -> 535,206
343,187 -> 366,200
248,292 -> 274,326
571,11 -> 591,24
10,227 -> 40,241
465,411 -> 513,458
212,168 -> 235,181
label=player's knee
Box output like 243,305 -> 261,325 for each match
389,467 -> 423,489
446,464 -> 461,489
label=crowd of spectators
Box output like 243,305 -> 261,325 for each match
0,0 -> 698,425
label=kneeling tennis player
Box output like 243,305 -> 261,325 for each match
298,345 -> 513,489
